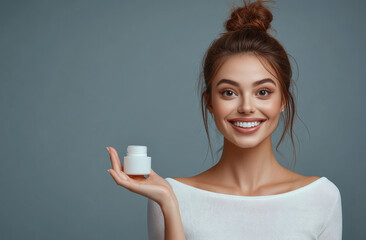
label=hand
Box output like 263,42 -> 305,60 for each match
106,146 -> 176,207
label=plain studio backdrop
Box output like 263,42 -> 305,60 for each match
0,0 -> 365,239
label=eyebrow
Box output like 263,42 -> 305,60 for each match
216,78 -> 277,88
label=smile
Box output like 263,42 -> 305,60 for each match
232,121 -> 262,128
229,120 -> 265,134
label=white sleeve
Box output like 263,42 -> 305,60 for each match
147,198 -> 165,240
318,190 -> 343,239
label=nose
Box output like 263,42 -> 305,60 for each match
237,92 -> 255,114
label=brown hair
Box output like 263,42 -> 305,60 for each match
197,0 -> 305,170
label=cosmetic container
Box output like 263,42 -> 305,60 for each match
123,145 -> 151,175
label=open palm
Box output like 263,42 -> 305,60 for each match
107,146 -> 174,206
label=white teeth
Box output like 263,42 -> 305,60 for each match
233,121 -> 261,128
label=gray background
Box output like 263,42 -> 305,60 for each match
0,0 -> 364,239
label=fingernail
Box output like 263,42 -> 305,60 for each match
107,169 -> 110,173
106,147 -> 110,152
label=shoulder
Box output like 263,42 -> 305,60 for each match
291,175 -> 321,190
297,175 -> 342,206
292,174 -> 340,196
317,176 -> 342,199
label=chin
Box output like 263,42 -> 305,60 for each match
230,137 -> 264,149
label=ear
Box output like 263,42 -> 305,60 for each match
281,98 -> 286,111
204,92 -> 213,114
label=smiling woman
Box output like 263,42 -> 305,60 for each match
200,32 -> 296,166
205,54 -> 285,148
145,0 -> 342,239
107,0 -> 342,239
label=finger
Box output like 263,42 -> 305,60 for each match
110,169 -> 142,194
108,146 -> 123,172
109,146 -> 123,171
108,169 -> 131,189
115,168 -> 130,181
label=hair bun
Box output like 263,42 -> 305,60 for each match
225,0 -> 274,33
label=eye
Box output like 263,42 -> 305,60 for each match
257,88 -> 272,97
220,89 -> 237,97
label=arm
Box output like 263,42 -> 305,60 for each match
318,190 -> 342,239
147,193 -> 186,240
161,195 -> 186,240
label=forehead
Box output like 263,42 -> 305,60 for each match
213,54 -> 279,86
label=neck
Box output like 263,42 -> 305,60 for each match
210,136 -> 286,193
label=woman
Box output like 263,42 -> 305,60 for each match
107,0 -> 342,239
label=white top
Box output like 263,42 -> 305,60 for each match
147,176 -> 342,240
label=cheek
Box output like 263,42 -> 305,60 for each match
257,94 -> 282,115
212,97 -> 235,117
258,98 -> 282,131
260,101 -> 280,117
210,98 -> 232,136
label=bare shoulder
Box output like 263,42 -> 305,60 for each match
172,173 -> 322,195
290,174 -> 321,189
262,173 -> 322,194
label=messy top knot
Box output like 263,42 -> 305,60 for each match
225,0 -> 274,33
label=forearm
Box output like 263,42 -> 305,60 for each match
160,195 -> 186,240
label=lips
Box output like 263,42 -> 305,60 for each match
229,119 -> 265,134
228,118 -> 267,123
